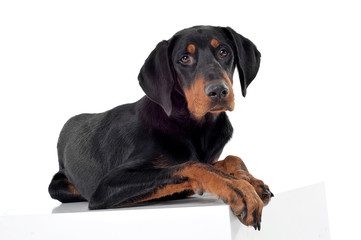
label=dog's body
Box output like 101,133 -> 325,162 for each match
54,96 -> 232,201
49,26 -> 272,230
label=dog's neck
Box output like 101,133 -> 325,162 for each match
140,92 -> 224,133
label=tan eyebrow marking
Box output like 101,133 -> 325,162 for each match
211,39 -> 219,48
187,44 -> 196,54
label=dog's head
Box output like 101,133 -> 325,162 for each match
138,26 -> 261,119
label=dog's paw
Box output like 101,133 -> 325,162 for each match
212,156 -> 274,206
222,179 -> 264,230
248,178 -> 274,206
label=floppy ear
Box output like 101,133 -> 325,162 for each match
138,40 -> 175,116
224,27 -> 261,97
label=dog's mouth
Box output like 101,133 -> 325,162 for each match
210,105 -> 227,112
209,102 -> 234,113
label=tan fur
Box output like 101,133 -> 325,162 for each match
174,162 -> 263,226
182,71 -> 235,119
187,44 -> 196,54
131,161 -> 263,226
65,179 -> 84,199
211,39 -> 219,48
213,155 -> 272,205
183,75 -> 212,120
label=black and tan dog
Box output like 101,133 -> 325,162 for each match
49,26 -> 272,230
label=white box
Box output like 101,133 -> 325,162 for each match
0,183 -> 330,240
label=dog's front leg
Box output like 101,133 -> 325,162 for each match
213,155 -> 273,205
89,161 -> 264,229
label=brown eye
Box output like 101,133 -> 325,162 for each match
179,55 -> 192,64
218,49 -> 229,58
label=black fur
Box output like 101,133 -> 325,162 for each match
48,26 -> 261,209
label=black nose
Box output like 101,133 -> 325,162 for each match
205,82 -> 229,101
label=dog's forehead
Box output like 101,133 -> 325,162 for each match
172,27 -> 227,51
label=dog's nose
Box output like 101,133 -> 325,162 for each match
204,82 -> 229,101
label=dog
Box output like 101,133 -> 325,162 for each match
49,26 -> 273,230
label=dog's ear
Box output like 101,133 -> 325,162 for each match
138,40 -> 175,116
223,27 -> 261,97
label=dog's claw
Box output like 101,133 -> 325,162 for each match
251,209 -> 262,231
240,209 -> 247,220
263,189 -> 272,197
253,222 -> 261,231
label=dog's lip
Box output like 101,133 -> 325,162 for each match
209,104 -> 228,112
210,105 -> 226,111
209,100 -> 235,112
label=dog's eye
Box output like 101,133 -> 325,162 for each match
218,49 -> 229,59
179,55 -> 192,65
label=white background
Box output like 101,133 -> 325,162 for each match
0,0 -> 360,239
